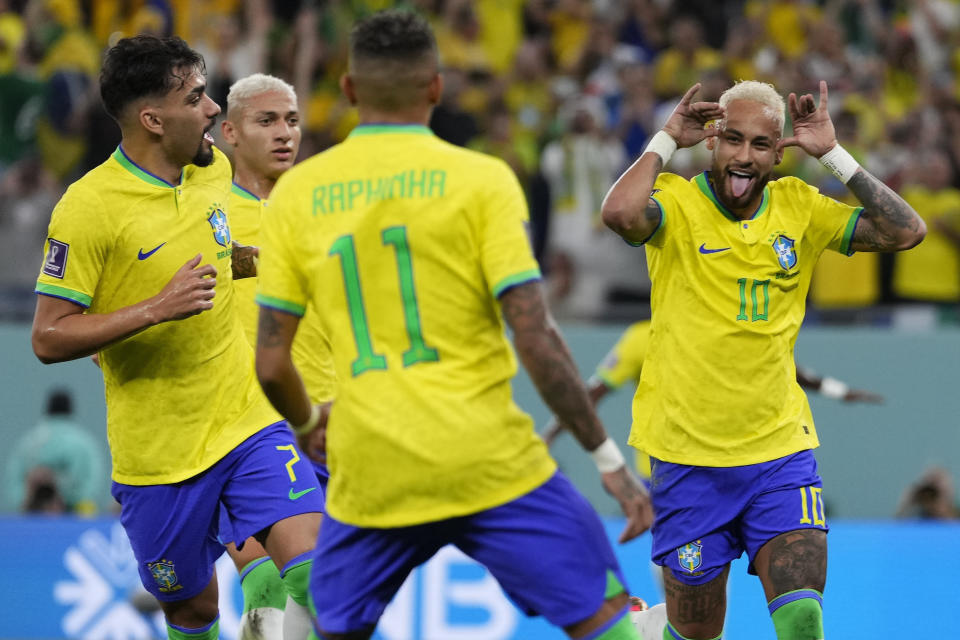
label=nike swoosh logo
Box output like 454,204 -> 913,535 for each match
138,243 -> 166,260
289,487 -> 317,500
698,243 -> 731,254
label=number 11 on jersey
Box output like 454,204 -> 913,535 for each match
330,226 -> 439,377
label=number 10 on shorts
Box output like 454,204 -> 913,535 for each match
799,486 -> 825,526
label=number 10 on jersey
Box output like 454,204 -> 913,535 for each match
330,227 -> 439,376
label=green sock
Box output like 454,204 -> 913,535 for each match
769,590 -> 824,640
166,617 -> 219,640
591,611 -> 641,639
240,557 -> 288,612
281,553 -> 312,608
663,622 -> 721,640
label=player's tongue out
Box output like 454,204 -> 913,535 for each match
729,171 -> 753,198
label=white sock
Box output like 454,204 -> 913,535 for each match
239,607 -> 285,640
631,602 -> 668,640
282,595 -> 314,640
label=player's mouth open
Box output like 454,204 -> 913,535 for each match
273,147 -> 293,160
728,170 -> 754,198
203,131 -> 215,144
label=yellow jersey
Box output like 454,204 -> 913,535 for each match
892,186 -> 960,302
631,171 -> 861,466
229,182 -> 337,403
35,146 -> 279,485
257,124 -> 555,527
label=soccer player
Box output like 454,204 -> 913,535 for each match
31,36 -> 323,640
543,320 -> 885,453
220,72 -> 337,640
601,80 -> 925,640
255,10 -> 653,640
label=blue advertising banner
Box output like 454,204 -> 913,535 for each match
3,517 -> 958,638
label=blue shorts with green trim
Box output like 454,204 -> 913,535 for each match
112,421 -> 324,601
310,471 -> 628,633
650,450 -> 828,586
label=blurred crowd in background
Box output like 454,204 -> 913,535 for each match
2,0 -> 960,324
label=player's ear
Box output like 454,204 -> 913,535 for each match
427,73 -> 443,106
221,119 -> 237,145
775,145 -> 784,165
340,74 -> 358,105
138,105 -> 164,136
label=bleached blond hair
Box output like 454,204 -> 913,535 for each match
718,80 -> 785,134
226,73 -> 297,117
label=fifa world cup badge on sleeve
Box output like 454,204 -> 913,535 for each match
677,541 -> 703,575
147,558 -> 183,593
42,239 -> 69,279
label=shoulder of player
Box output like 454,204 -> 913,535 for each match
653,171 -> 698,194
766,174 -> 820,198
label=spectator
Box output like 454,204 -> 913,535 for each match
896,466 -> 960,520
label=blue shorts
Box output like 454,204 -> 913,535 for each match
310,472 -> 628,633
112,421 -> 324,601
218,458 -> 329,547
650,450 -> 828,585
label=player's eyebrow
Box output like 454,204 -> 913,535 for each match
185,83 -> 206,103
726,126 -> 773,142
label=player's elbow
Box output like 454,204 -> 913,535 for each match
600,197 -> 632,235
254,351 -> 281,389
31,329 -> 64,364
898,218 -> 927,251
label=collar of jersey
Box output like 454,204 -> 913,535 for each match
231,182 -> 261,202
347,123 -> 433,138
695,171 -> 769,222
113,146 -> 182,188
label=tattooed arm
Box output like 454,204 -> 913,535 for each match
602,83 -> 723,244
846,170 -> 926,252
500,281 -> 653,541
255,306 -> 312,428
231,242 -> 259,279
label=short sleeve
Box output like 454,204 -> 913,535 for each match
479,160 -> 542,297
35,184 -> 111,308
790,178 -> 861,256
640,173 -> 689,249
257,174 -> 310,316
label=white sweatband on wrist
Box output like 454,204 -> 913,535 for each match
291,404 -> 321,435
643,130 -> 678,167
818,144 -> 860,184
590,438 -> 626,473
820,377 -> 849,400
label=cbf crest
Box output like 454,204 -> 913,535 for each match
677,541 -> 703,573
772,234 -> 797,270
207,204 -> 231,248
147,558 -> 183,593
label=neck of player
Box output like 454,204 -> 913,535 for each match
356,104 -> 433,127
232,166 -> 277,200
120,137 -> 185,186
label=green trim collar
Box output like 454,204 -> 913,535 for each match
695,171 -> 769,221
231,182 -> 261,202
348,124 -> 434,138
112,146 -> 181,188
255,293 -> 306,317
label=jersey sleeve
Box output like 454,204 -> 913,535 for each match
478,159 -> 542,298
794,178 -> 862,256
35,184 -> 112,308
643,173 -> 690,249
257,174 -> 310,316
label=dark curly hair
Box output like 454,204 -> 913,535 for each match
100,35 -> 205,121
349,10 -> 436,64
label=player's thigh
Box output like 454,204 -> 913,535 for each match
739,450 -> 828,600
220,421 -> 324,558
111,480 -> 223,608
311,514 -> 447,635
454,472 -> 630,630
662,564 -> 729,640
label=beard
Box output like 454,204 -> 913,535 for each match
192,142 -> 215,167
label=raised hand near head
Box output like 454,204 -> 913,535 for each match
662,83 -> 726,149
778,80 -> 837,158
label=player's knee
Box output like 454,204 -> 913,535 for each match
769,590 -> 823,640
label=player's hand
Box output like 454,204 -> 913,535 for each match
298,402 -> 331,464
843,388 -> 884,404
231,242 -> 259,280
602,466 -> 654,543
778,80 -> 837,158
149,254 -> 217,322
661,83 -> 725,149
